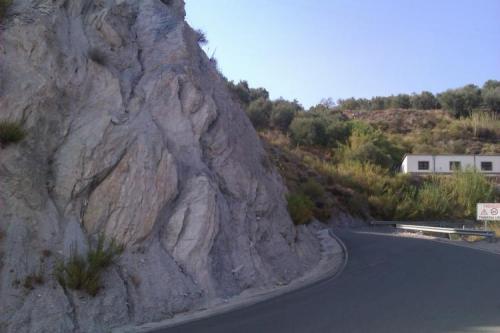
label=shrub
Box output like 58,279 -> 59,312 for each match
300,179 -> 325,202
342,140 -> 392,168
393,171 -> 495,220
246,97 -> 272,130
391,94 -> 411,109
22,271 -> 45,290
438,84 -> 482,118
228,80 -> 252,105
287,193 -> 314,225
483,80 -> 500,91
227,81 -> 270,106
466,111 -> 499,140
482,87 -> 500,113
339,128 -> 404,169
410,91 -> 439,110
0,121 -> 26,146
447,170 -> 495,218
325,121 -> 351,147
289,117 -> 327,146
270,99 -> 301,132
412,181 -> 455,219
55,235 -> 124,296
0,0 -> 11,20
195,29 -> 208,46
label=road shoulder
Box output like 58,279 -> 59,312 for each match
368,226 -> 500,256
114,226 -> 347,333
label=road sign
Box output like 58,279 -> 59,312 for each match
477,203 -> 500,221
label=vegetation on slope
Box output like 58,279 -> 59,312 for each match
228,80 -> 500,224
55,235 -> 124,296
0,0 -> 11,21
0,121 -> 26,147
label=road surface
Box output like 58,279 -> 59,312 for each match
155,228 -> 500,333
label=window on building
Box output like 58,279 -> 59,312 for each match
418,161 -> 430,170
449,161 -> 461,171
481,161 -> 493,171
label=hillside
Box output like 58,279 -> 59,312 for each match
227,81 -> 500,223
344,108 -> 500,155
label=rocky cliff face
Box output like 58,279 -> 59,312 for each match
0,1 -> 320,331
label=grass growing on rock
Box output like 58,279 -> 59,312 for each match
287,193 -> 314,225
55,235 -> 124,296
0,121 -> 26,146
0,0 -> 12,21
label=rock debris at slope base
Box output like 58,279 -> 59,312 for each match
0,0 -> 321,332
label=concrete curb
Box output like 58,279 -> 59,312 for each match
114,228 -> 348,333
328,229 -> 349,278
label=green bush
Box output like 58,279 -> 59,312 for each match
410,91 -> 439,110
447,170 -> 495,218
339,127 -> 404,169
195,29 -> 208,45
393,171 -> 495,220
391,94 -> 411,109
413,181 -> 455,219
0,0 -> 11,20
270,99 -> 300,132
0,121 -> 26,146
300,179 -> 325,202
482,87 -> 500,113
325,121 -> 351,147
464,111 -> 499,140
246,97 -> 272,130
287,193 -> 314,225
289,116 -> 327,146
55,235 -> 124,296
438,84 -> 482,118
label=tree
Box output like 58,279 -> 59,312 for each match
483,80 -> 500,91
336,98 -> 362,111
227,80 -> 252,105
391,94 -> 411,109
325,121 -> 351,147
482,87 -> 500,113
270,99 -> 301,132
227,80 -> 270,106
438,84 -> 481,117
246,97 -> 272,130
289,117 -> 328,146
410,91 -> 439,110
249,87 -> 269,102
370,96 -> 388,110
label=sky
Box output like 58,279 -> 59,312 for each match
185,0 -> 500,108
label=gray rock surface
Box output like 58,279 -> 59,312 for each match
0,1 -> 321,331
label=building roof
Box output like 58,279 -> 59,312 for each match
401,154 -> 500,165
403,153 -> 500,159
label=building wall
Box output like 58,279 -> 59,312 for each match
403,155 -> 434,173
402,155 -> 500,174
475,155 -> 500,173
434,155 -> 474,173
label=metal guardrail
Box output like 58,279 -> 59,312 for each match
395,224 -> 496,241
371,220 -> 453,226
370,221 -> 496,241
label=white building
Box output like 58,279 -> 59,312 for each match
401,154 -> 500,174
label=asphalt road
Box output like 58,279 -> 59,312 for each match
155,229 -> 500,333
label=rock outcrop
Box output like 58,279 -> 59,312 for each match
0,1 -> 320,331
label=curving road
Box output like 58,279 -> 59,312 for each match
154,228 -> 500,333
